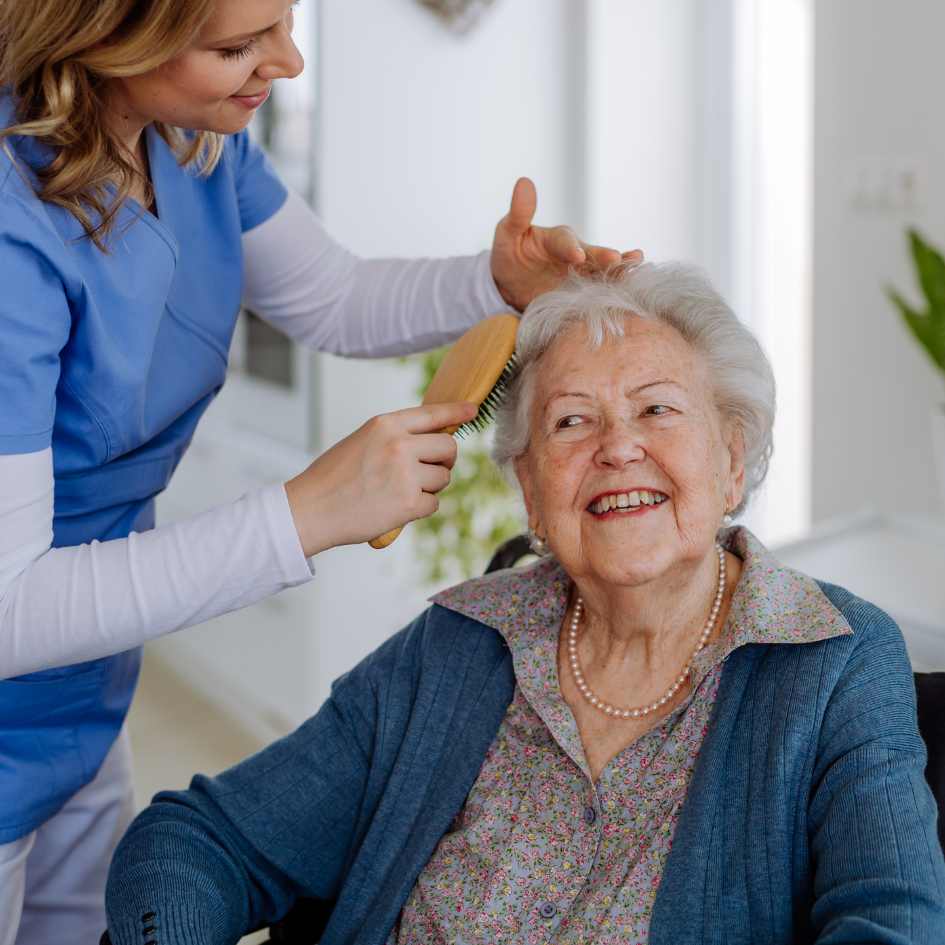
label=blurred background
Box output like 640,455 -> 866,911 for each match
128,2 -> 945,908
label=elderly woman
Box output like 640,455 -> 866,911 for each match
104,263 -> 945,945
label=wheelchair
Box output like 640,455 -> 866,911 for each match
102,533 -> 945,944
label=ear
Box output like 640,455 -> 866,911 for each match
724,423 -> 747,512
514,454 -> 540,531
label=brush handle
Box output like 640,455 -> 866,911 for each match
369,525 -> 403,549
367,313 -> 518,552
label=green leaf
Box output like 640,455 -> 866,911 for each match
888,231 -> 945,379
910,229 -> 945,314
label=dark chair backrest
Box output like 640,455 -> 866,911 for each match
914,671 -> 945,851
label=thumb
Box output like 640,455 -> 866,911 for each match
505,176 -> 537,233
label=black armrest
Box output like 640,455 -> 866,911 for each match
914,671 -> 945,851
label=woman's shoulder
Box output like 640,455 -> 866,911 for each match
0,158 -> 61,261
741,575 -> 915,709
0,92 -> 46,208
730,527 -> 909,667
331,602 -> 514,705
428,556 -> 567,637
813,578 -> 909,657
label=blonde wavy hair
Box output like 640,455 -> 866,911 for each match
0,0 -> 226,250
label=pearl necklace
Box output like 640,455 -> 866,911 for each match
567,544 -> 726,720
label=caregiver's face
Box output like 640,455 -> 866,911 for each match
515,317 -> 745,589
115,0 -> 304,135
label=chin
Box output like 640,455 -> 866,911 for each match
211,111 -> 254,135
174,105 -> 252,136
583,538 -> 679,586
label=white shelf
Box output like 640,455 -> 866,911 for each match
773,510 -> 945,672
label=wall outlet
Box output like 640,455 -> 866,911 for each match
848,156 -> 926,214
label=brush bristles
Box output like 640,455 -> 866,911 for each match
455,355 -> 519,439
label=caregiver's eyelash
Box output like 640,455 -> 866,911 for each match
220,41 -> 257,61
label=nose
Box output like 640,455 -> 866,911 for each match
594,418 -> 646,469
257,25 -> 305,81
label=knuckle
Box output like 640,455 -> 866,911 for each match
365,414 -> 392,438
387,436 -> 410,464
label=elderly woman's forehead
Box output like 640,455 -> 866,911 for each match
538,317 -> 702,375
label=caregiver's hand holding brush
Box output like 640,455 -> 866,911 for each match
285,401 -> 476,557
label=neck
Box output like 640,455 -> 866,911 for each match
572,545 -> 741,675
102,83 -> 149,166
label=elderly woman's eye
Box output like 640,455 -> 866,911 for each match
645,404 -> 673,416
555,415 -> 584,430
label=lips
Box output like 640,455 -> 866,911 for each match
230,87 -> 271,108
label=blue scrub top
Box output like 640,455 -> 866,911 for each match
0,90 -> 288,842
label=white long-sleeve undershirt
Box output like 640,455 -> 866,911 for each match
0,191 -> 508,679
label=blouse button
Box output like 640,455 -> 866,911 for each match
538,901 -> 557,919
583,805 -> 597,825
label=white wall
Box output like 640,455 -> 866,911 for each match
584,1 -> 701,263
812,0 -> 945,524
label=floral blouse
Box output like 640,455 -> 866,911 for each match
386,526 -> 852,945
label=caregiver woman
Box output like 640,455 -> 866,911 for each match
0,0 -> 636,940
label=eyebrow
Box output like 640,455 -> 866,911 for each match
544,378 -> 684,409
208,13 -> 286,46
628,378 -> 684,395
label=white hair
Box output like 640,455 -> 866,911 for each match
492,261 -> 776,518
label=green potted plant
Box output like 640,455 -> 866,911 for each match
886,228 -> 945,513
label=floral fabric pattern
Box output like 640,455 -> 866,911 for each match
387,526 -> 852,944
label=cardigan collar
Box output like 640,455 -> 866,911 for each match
430,525 -> 853,667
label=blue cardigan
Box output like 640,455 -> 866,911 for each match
106,581 -> 945,944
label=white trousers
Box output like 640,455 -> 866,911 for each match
0,726 -> 135,945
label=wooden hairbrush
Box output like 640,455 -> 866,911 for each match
369,313 -> 519,549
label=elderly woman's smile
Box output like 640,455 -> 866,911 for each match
514,316 -> 744,594
586,490 -> 669,516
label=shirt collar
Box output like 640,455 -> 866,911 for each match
430,525 -> 853,661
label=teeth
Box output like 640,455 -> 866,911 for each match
590,491 -> 667,514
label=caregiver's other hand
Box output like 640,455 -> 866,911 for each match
491,177 -> 644,311
284,401 -> 477,557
